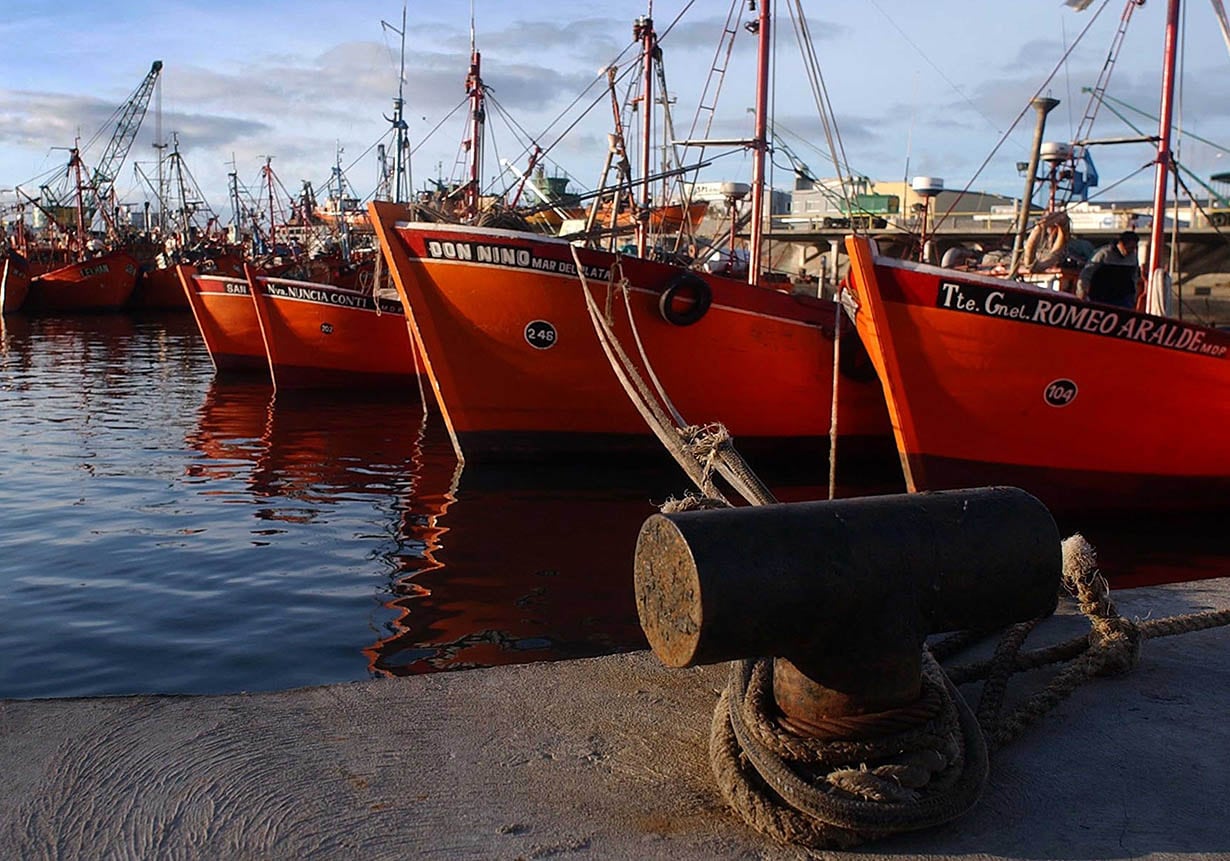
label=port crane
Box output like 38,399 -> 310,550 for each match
35,60 -> 163,229
86,60 -> 164,222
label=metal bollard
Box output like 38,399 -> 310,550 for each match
633,488 -> 1060,734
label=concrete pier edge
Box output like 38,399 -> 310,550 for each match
3,576 -> 1228,859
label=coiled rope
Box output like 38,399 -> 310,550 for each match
711,651 -> 988,849
706,532 -> 1230,850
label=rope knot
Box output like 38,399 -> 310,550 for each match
660,494 -> 730,513
1087,616 -> 1142,676
826,746 -> 952,803
678,422 -> 733,458
1061,534 -> 1141,676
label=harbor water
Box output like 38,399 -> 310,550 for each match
0,312 -> 1224,700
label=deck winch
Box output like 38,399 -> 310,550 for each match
633,487 -> 1062,847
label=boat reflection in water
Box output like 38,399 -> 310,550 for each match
186,380 -> 422,508
368,457 -> 667,677
186,380 -> 661,679
184,377 -> 1227,690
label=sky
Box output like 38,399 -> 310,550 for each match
2,0 -> 1228,224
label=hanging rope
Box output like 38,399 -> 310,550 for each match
372,230 -> 432,421
571,244 -> 776,506
827,297 -> 841,500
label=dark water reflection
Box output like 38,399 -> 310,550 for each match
0,312 -> 1225,700
0,313 -> 664,698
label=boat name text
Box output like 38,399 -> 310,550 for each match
424,240 -> 610,281
265,282 -> 401,313
938,281 -> 1229,358
79,263 -> 110,278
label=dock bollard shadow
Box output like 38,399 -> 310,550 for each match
632,487 -> 1061,849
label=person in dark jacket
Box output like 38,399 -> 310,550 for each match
1077,230 -> 1140,307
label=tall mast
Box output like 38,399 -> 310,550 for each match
71,146 -> 86,257
263,157 -> 277,250
383,4 -> 411,204
464,5 -> 484,219
1008,97 -> 1060,276
171,135 -> 190,241
748,0 -> 770,284
634,14 -> 656,257
227,155 -> 242,240
1147,0 -> 1181,281
334,146 -> 351,261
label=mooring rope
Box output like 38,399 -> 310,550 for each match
571,242 -> 1230,850
827,295 -> 841,501
706,530 -> 1230,849
570,244 -> 776,506
945,534 -> 1230,753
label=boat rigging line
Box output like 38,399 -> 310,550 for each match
931,0 -> 1112,234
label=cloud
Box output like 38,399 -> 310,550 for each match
442,16 -> 626,60
0,91 -> 121,150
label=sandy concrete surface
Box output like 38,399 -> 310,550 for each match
2,577 -> 1228,860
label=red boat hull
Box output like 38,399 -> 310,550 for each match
844,236 -> 1230,513
2,255 -> 31,313
25,250 -> 139,312
178,265 -> 267,374
369,201 -> 892,466
246,267 -> 420,391
132,254 -> 247,310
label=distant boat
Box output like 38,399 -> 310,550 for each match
25,248 -> 139,313
132,250 -> 243,310
179,191 -> 419,391
17,62 -> 162,313
177,255 -> 332,378
1,252 -> 31,314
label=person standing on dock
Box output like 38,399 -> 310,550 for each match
1077,230 -> 1141,308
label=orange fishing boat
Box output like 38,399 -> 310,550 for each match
844,235 -> 1230,513
372,203 -> 891,464
132,252 -> 243,310
842,0 -> 1229,514
178,262 -> 267,375
1,252 -> 31,314
368,7 -> 892,468
25,248 -> 139,312
244,261 -> 419,391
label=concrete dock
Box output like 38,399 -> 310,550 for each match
2,576 -> 1228,860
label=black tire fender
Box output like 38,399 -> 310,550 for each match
658,272 -> 712,326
